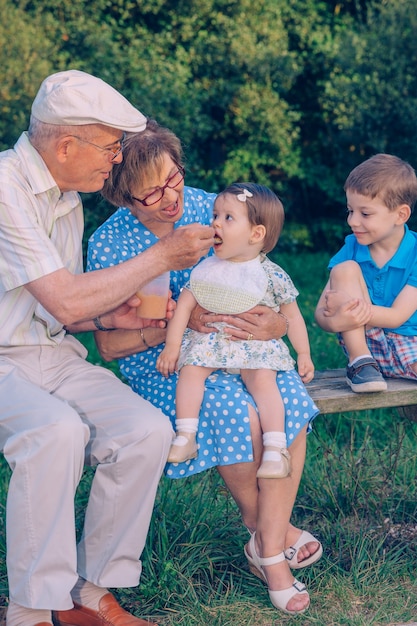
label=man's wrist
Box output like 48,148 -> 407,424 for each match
93,316 -> 115,331
139,328 -> 150,348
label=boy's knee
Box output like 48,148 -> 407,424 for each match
331,260 -> 361,280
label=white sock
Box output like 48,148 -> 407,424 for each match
175,418 -> 199,433
6,602 -> 52,626
263,431 -> 287,449
172,419 -> 199,447
349,354 -> 372,367
262,431 -> 287,462
71,577 -> 108,611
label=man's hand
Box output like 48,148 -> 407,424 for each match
102,294 -> 176,330
158,224 -> 215,271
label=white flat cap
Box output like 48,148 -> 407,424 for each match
31,69 -> 147,132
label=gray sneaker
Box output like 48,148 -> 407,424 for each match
346,357 -> 387,393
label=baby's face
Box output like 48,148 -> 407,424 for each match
212,194 -> 261,262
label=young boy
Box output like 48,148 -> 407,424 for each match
315,153 -> 417,393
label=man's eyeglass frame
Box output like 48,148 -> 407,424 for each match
70,132 -> 126,161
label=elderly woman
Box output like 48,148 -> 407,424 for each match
87,120 -> 321,616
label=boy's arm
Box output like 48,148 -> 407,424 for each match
156,288 -> 197,377
369,284 -> 417,328
280,301 -> 314,383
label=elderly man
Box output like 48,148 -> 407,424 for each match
0,70 -> 214,626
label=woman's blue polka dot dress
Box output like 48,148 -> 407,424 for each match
87,187 -> 319,478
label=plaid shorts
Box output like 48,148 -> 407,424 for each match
338,328 -> 417,380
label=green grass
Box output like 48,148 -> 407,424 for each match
2,251 -> 417,624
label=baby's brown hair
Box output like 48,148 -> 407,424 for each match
216,182 -> 284,253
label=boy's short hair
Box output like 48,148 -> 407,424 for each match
344,153 -> 417,213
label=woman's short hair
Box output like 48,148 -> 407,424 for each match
102,119 -> 184,208
216,182 -> 284,254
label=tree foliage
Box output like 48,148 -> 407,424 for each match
2,0 -> 417,245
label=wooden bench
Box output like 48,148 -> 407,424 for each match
306,368 -> 417,420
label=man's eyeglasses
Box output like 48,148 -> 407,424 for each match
131,166 -> 185,206
71,132 -> 126,162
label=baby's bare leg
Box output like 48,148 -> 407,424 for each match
241,369 -> 290,479
168,365 -> 215,463
176,365 -> 215,419
240,369 -> 284,433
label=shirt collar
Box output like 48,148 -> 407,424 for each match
390,224 -> 413,267
14,132 -> 79,210
15,132 -> 60,195
354,224 -> 411,268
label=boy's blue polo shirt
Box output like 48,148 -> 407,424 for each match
328,225 -> 417,335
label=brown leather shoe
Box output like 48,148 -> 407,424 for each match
52,592 -> 158,626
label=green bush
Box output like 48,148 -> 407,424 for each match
5,0 -> 417,251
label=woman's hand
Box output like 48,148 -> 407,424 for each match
188,304 -> 288,340
188,303 -> 218,334
222,306 -> 288,341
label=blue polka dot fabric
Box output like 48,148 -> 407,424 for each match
87,187 -> 319,478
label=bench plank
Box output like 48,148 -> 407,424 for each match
306,369 -> 417,415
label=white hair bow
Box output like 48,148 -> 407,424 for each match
236,188 -> 253,202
